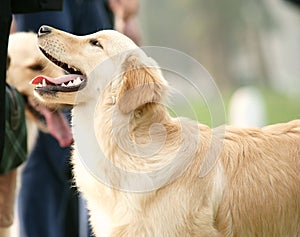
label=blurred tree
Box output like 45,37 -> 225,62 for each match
140,0 -> 276,90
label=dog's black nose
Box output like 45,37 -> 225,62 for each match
38,25 -> 52,37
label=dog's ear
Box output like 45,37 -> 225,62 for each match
117,53 -> 167,114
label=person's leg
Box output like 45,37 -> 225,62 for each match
18,131 -> 72,237
65,184 -> 79,237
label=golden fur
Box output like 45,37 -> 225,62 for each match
33,26 -> 300,237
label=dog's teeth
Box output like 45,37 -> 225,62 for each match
67,81 -> 74,87
73,68 -> 77,72
68,65 -> 71,69
74,77 -> 82,85
37,83 -> 43,87
61,83 -> 67,87
42,79 -> 47,87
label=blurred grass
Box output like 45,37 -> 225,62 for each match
262,88 -> 300,124
170,88 -> 300,127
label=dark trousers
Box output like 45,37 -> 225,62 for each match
18,130 -> 77,237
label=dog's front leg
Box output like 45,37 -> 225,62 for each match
186,206 -> 223,237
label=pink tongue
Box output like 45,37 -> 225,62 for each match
31,74 -> 82,85
38,105 -> 73,147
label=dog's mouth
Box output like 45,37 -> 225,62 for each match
22,95 -> 73,147
31,48 -> 87,93
23,95 -> 47,127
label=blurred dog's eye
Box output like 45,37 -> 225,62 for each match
90,40 -> 103,49
28,64 -> 44,71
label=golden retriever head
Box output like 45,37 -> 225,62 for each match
7,32 -> 63,98
32,25 -> 168,114
7,32 -> 72,147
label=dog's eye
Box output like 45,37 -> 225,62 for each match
90,40 -> 103,49
28,64 -> 44,71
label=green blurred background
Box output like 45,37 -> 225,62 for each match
137,0 -> 300,126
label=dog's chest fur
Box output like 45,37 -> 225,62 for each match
70,98 -> 224,237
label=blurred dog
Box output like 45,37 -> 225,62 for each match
32,26 -> 300,237
7,32 -> 73,149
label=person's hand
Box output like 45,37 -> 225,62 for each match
109,0 -> 141,45
109,0 -> 139,21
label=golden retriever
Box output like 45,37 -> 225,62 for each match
32,25 -> 300,237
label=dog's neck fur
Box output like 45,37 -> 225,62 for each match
71,86 -> 221,236
72,77 -> 204,191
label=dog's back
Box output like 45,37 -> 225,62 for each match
215,120 -> 300,236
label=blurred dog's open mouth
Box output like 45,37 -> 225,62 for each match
23,96 -> 73,147
24,95 -> 47,127
31,48 -> 87,93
